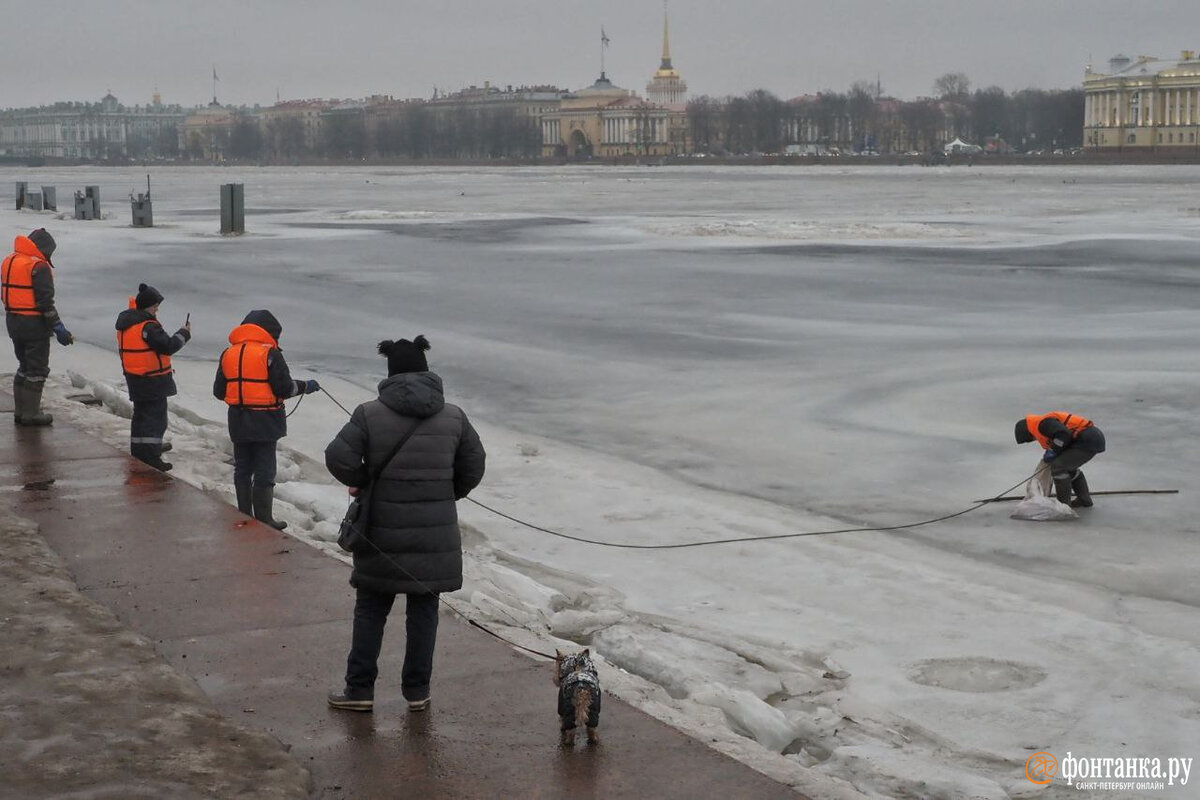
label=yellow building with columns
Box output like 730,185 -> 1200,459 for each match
1084,52 -> 1200,150
541,11 -> 689,158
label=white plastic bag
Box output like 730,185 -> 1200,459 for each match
1010,461 -> 1078,522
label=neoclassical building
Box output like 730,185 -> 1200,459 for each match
1084,52 -> 1200,150
541,13 -> 689,158
0,92 -> 186,159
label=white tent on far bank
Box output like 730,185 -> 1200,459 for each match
944,137 -> 983,154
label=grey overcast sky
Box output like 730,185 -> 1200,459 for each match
5,0 -> 1200,109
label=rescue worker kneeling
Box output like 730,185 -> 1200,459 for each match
1015,411 -> 1106,508
116,283 -> 190,471
214,310 -> 319,529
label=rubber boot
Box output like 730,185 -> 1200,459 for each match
19,382 -> 53,426
1070,472 -> 1093,508
12,374 -> 26,425
1052,474 -> 1073,506
131,443 -> 172,472
234,481 -> 254,516
252,485 -> 288,530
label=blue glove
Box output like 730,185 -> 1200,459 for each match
1042,449 -> 1058,462
304,379 -> 320,394
53,321 -> 73,346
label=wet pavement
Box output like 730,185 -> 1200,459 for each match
0,392 -> 805,799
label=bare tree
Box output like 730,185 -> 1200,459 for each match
933,72 -> 971,99
848,81 -> 879,151
686,95 -> 718,153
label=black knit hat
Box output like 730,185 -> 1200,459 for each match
378,335 -> 430,376
28,228 -> 55,261
135,283 -> 164,310
1014,419 -> 1034,444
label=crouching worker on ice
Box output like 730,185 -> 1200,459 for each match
324,335 -> 485,713
1015,412 -> 1106,508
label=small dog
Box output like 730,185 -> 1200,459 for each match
554,648 -> 601,746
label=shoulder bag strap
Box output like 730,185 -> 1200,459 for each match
365,418 -> 423,487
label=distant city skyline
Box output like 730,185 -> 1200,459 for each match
6,0 -> 1200,109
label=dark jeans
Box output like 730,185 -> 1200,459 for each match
130,398 -> 168,463
233,440 -> 277,487
345,588 -> 439,702
11,336 -> 50,383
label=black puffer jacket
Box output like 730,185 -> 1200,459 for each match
115,308 -> 190,402
324,371 -> 486,594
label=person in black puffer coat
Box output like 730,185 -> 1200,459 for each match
324,334 -> 485,713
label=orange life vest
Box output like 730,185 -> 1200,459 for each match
1025,412 -> 1093,450
1,236 -> 51,316
118,304 -> 173,377
221,324 -> 282,409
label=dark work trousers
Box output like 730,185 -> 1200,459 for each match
232,440 -> 278,487
1049,447 -> 1098,481
130,398 -> 168,464
11,336 -> 50,384
345,588 -> 440,702
1049,426 -> 1105,483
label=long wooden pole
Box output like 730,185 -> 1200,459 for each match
977,489 -> 1179,503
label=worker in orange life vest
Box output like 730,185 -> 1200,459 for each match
1014,412 -> 1106,508
115,283 -> 191,471
213,309 -> 320,530
2,228 -> 73,426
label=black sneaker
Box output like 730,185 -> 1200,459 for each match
407,697 -> 431,712
327,689 -> 373,712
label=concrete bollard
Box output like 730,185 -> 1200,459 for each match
25,191 -> 43,212
74,191 -> 94,220
130,174 -> 153,228
130,193 -> 153,227
41,186 -> 56,212
85,185 -> 100,218
220,183 -> 245,235
74,186 -> 102,220
15,182 -> 27,210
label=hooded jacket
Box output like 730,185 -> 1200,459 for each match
115,305 -> 190,402
324,371 -> 486,594
212,310 -> 304,442
3,234 -> 61,340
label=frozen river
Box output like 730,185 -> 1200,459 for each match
6,164 -> 1198,798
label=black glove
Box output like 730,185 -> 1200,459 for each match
305,379 -> 321,394
1042,449 -> 1058,463
53,322 -> 74,346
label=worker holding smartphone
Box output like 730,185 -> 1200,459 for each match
115,283 -> 192,471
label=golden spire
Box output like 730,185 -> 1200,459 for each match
660,1 -> 672,70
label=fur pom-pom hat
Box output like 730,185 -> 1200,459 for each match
378,335 -> 430,375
